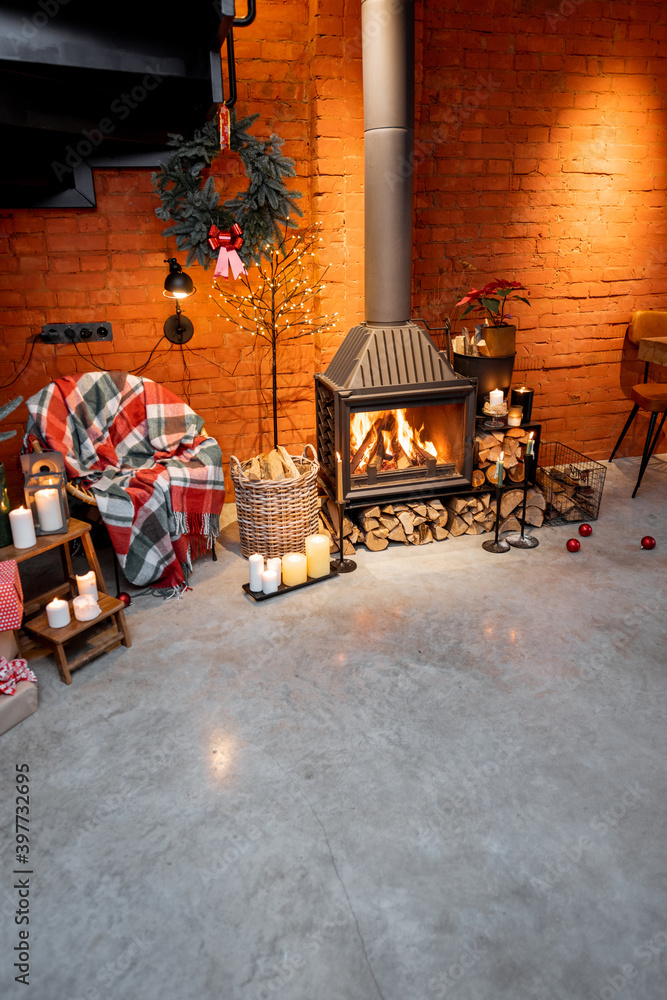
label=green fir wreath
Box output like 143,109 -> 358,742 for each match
152,111 -> 302,268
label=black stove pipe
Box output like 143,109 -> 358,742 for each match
361,0 -> 414,327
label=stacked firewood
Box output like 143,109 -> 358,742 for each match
243,446 -> 302,481
318,497 -> 450,553
474,427 -> 533,486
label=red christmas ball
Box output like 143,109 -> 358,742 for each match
640,536 -> 656,550
566,538 -> 581,552
118,592 -> 132,606
578,523 -> 593,537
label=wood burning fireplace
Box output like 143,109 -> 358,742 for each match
315,324 -> 476,506
315,0 -> 477,507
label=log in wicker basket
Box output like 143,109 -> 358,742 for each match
230,444 -> 320,559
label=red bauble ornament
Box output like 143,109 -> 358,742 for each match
578,523 -> 593,537
118,592 -> 132,606
566,538 -> 581,552
640,536 -> 656,550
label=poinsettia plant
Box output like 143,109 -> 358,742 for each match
456,279 -> 530,327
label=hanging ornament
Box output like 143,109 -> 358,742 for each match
208,223 -> 247,280
218,104 -> 231,151
640,535 -> 656,550
578,523 -> 593,537
566,538 -> 581,552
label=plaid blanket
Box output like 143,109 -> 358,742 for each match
25,372 -> 225,588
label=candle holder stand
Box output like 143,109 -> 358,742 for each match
506,452 -> 539,549
482,483 -> 511,553
330,500 -> 357,573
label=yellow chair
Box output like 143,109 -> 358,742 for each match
609,310 -> 667,497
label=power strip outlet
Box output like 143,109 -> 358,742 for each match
40,323 -> 113,344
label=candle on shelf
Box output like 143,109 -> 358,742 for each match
9,506 -> 37,549
46,597 -> 70,629
305,534 -> 330,579
34,488 -> 63,531
282,552 -> 308,588
336,451 -> 344,504
72,594 -> 101,621
526,432 -> 535,457
267,557 -> 282,585
248,553 -> 264,592
510,385 -> 534,422
76,570 -> 98,600
489,388 -> 504,408
495,451 -> 504,487
507,405 -> 523,427
261,569 -> 279,595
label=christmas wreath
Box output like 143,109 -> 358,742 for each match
152,111 -> 302,268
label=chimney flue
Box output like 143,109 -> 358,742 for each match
361,0 -> 415,327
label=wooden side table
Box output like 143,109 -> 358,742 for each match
0,517 -> 131,683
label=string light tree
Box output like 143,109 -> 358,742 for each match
210,223 -> 337,450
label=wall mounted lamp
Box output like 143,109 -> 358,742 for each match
163,258 -> 196,344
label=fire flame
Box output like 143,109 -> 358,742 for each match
350,408 -> 443,474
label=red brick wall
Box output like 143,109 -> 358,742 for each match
1,0 -> 666,504
413,0 -> 667,460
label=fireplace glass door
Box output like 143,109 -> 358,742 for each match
349,400 -> 466,489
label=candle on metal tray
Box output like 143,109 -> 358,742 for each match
248,553 -> 264,592
267,557 -> 282,585
305,534 -> 330,579
261,569 -> 279,595
282,552 -> 308,587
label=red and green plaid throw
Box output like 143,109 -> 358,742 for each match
25,372 -> 225,589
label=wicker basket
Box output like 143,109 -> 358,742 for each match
230,444 -> 320,559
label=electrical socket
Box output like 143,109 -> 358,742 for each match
40,323 -> 113,344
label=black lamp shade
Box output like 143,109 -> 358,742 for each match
163,258 -> 195,299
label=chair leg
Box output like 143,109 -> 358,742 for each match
632,411 -> 659,498
609,404 -> 639,462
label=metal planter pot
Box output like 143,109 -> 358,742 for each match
452,352 -> 516,413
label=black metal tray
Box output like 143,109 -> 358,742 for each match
242,569 -> 339,602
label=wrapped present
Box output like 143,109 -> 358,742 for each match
0,559 -> 23,630
0,680 -> 38,736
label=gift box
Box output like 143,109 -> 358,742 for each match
0,681 -> 38,736
0,559 -> 23,630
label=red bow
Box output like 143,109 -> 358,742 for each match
208,224 -> 247,280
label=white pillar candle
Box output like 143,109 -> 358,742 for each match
261,569 -> 279,595
267,557 -> 282,585
489,388 -> 504,408
305,534 -> 330,579
282,552 -> 308,588
34,488 -> 63,531
73,594 -> 101,621
46,597 -> 71,629
248,553 -> 264,592
9,506 -> 37,549
76,570 -> 98,599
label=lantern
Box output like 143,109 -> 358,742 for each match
20,452 -> 69,535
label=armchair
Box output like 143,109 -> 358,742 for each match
24,372 -> 225,590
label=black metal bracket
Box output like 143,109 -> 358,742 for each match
211,0 -> 257,108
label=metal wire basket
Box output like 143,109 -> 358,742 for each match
536,442 -> 606,524
230,444 -> 320,559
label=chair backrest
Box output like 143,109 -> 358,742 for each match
628,309 -> 667,345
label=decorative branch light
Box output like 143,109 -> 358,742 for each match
210,223 -> 338,448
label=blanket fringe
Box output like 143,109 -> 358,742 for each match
174,511 -> 219,546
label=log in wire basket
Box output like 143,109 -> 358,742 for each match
230,444 -> 320,559
536,442 -> 606,524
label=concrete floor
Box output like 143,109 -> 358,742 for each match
2,453 -> 666,1000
